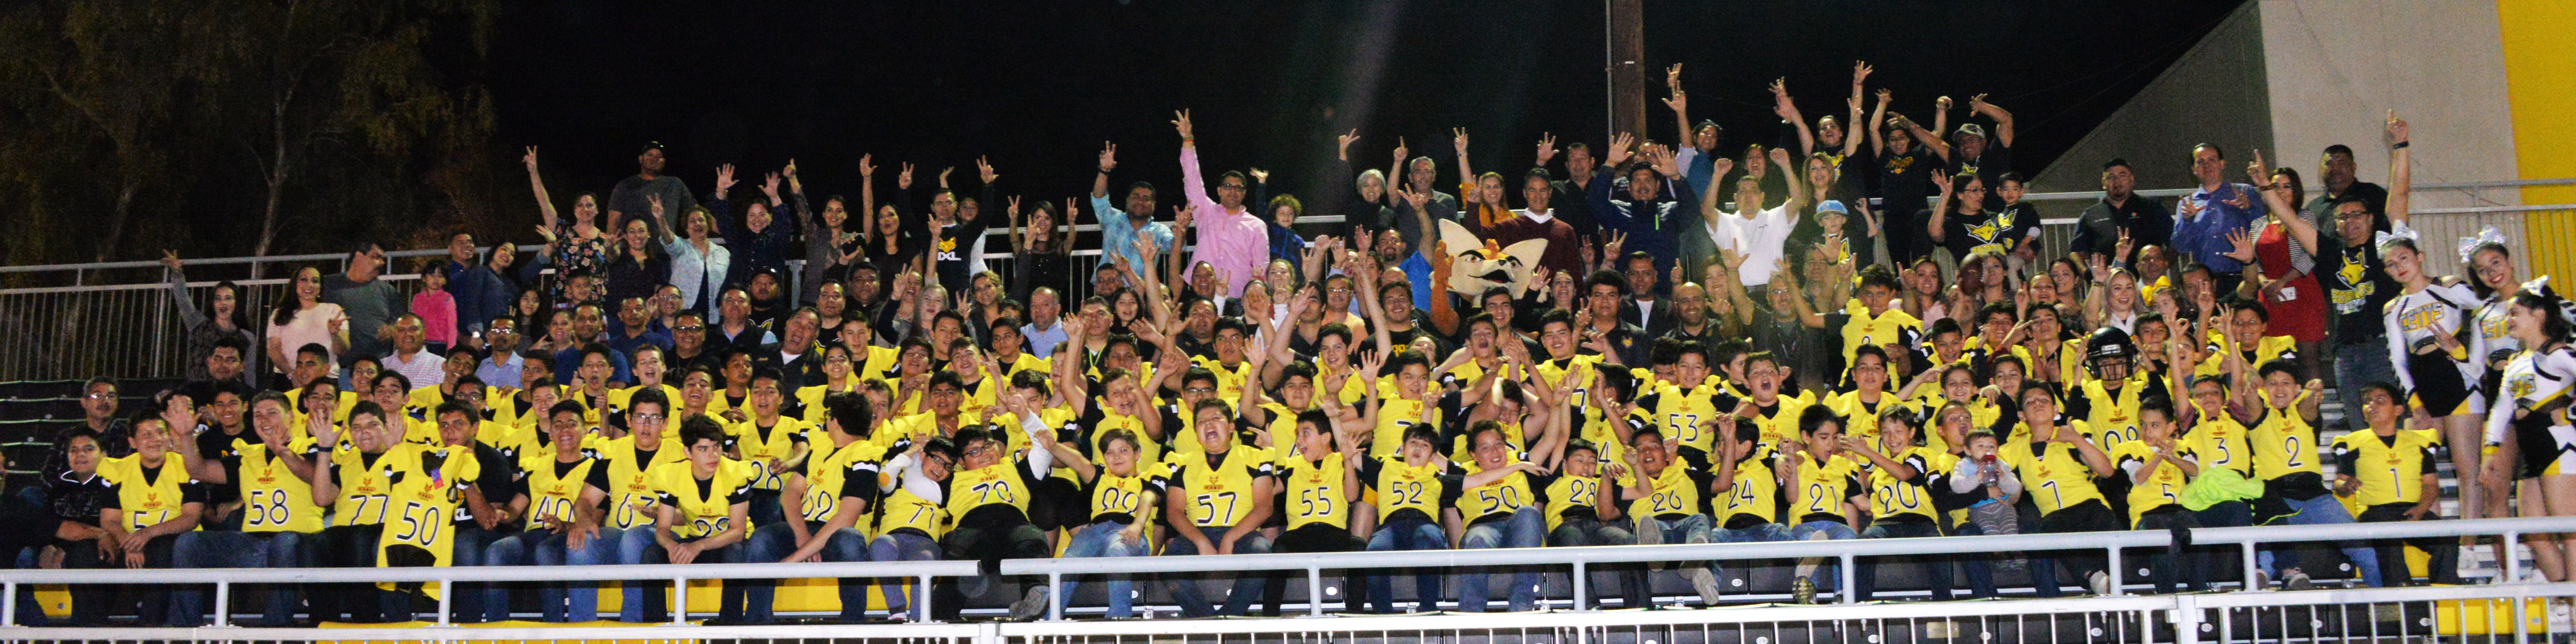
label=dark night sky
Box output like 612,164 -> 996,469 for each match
487,1 -> 2244,217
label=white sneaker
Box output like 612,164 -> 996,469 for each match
1688,568 -> 1724,607
1009,586 -> 1050,621
2088,571 -> 2111,596
2283,570 -> 2313,591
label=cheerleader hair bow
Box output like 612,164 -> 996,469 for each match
2458,225 -> 2508,263
2374,223 -> 2420,249
2526,275 -> 2576,324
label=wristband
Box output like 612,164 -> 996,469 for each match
2390,141 -> 2409,150
1098,167 -> 1112,175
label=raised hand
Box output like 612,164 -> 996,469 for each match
1337,130 -> 1361,158
1875,87 -> 1893,105
1603,230 -> 1628,259
2222,228 -> 2257,263
1710,156 -> 1736,181
1853,61 -> 1874,85
977,156 -> 998,185
1929,169 -> 1952,194
761,171 -> 783,201
1605,132 -> 1635,167
2247,149 -> 2273,186
1392,136 -> 1409,167
647,193 -> 665,220
897,163 -> 915,190
522,146 -> 540,173
1665,63 -> 1683,90
1451,127 -> 1470,156
714,164 -> 739,197
1400,185 -> 1430,212
783,158 -> 799,179
1172,109 -> 1194,140
2385,110 -> 2409,147
1937,95 -> 1954,112
159,249 -> 182,270
1766,146 -> 1792,170
937,166 -> 955,188
859,154 -> 877,177
1969,93 -> 1991,115
1249,168 -> 1269,183
1535,132 -> 1559,167
1172,204 -> 1193,231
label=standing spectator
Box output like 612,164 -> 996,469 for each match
1712,147 -> 1808,291
2301,144 -> 2389,227
606,142 -> 695,235
381,315 -> 443,391
524,148 -> 611,299
1387,140 -> 1461,260
1092,142 -> 1175,278
2071,159 -> 2170,267
606,296 -> 675,360
789,158 -> 863,307
409,259 -> 458,355
449,241 -> 519,344
1173,110 -> 1268,297
710,164 -> 799,295
1009,198 -> 1075,305
322,242 -> 406,370
1487,168 -> 1583,276
437,231 -> 477,281
1021,288 -> 1068,360
266,267 -> 349,384
662,203 -> 731,327
1933,95 -> 2017,190
1585,136 -> 1697,269
603,215 -> 672,307
1332,131 -> 1397,241
2173,143 -> 2265,293
158,252 -> 259,387
1869,90 -> 1941,265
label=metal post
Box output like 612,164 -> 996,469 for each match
1571,562 -> 1588,611
212,580 -> 230,627
920,573 -> 935,622
2171,593 -> 2200,644
1307,567 -> 1323,617
1839,554 -> 1856,604
670,576 -> 688,626
1047,572 -> 1063,621
436,576 -> 451,626
4,581 -> 17,626
2106,546 -> 2124,596
2241,542 -> 2260,590
2505,531 -> 2523,582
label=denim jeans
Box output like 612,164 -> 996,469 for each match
1856,520 -> 1948,601
1058,520 -> 1148,618
486,528 -> 623,622
1787,520 -> 1858,594
743,521 -> 870,622
869,532 -> 941,621
1364,517 -> 1447,613
1164,524 -> 1273,617
1943,520 -> 2000,598
613,525 -> 669,623
1456,508 -> 1545,611
440,524 -> 498,622
2258,494 -> 2383,586
171,530 -> 311,626
633,535 -> 743,623
2334,340 -> 2398,431
1549,517 -> 1646,609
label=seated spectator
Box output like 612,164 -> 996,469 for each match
172,391 -> 321,627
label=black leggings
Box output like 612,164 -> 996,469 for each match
935,520 -> 1050,620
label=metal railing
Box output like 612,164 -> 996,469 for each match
1,516 -> 2571,643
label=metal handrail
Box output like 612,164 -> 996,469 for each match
6,514 -> 2567,626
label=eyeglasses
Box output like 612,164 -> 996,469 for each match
1184,387 -> 1217,395
675,325 -> 705,333
633,413 -> 665,422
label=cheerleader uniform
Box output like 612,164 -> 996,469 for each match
2471,297 -> 2523,402
2488,345 -> 2576,478
2384,283 -> 2485,417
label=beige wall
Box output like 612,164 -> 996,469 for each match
2258,0 -> 2521,211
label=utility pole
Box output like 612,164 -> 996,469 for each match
1607,0 -> 1645,143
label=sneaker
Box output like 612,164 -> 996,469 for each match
1687,568 -> 1725,607
1792,577 -> 1818,605
2283,569 -> 2313,591
2088,571 -> 2111,596
1009,586 -> 1050,621
2252,569 -> 2271,591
